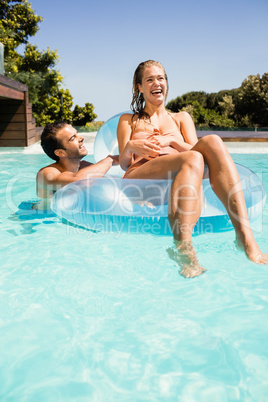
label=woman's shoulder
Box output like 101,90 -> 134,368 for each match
168,110 -> 192,122
119,112 -> 135,123
118,112 -> 138,131
169,111 -> 194,129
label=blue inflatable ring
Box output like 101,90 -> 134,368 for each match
51,112 -> 266,235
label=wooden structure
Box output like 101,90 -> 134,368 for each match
0,74 -> 40,147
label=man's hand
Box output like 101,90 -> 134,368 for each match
108,155 -> 120,166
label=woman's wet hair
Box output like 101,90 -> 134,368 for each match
41,122 -> 67,162
130,60 -> 169,119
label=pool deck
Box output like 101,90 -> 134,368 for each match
197,130 -> 268,153
197,130 -> 268,142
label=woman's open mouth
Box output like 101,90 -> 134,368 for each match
151,89 -> 162,95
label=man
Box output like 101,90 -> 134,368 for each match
36,122 -> 119,198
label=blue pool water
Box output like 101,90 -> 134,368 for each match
0,146 -> 268,401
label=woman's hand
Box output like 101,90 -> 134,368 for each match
127,138 -> 161,159
149,132 -> 176,148
150,132 -> 192,153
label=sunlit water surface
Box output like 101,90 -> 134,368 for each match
0,146 -> 268,401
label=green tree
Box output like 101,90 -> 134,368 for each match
0,0 -> 97,126
167,92 -> 236,128
0,0 -> 42,49
8,43 -> 73,125
166,75 -> 268,128
182,101 -> 235,128
166,95 -> 183,113
0,0 -> 42,72
218,95 -> 235,118
72,103 -> 97,127
10,43 -> 75,125
166,91 -> 208,112
235,73 -> 268,127
206,90 -> 231,111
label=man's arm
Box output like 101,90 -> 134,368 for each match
78,155 -> 119,177
37,155 -> 119,198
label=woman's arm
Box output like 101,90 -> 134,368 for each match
117,114 -> 134,171
174,111 -> 199,146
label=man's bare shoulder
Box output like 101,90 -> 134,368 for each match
37,160 -> 78,198
36,163 -> 62,198
37,162 -> 61,177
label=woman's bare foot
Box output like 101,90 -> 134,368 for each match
254,253 -> 268,264
167,240 -> 207,278
235,236 -> 268,264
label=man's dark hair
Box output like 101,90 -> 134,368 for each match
41,122 -> 68,162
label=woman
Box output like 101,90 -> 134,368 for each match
117,60 -> 268,278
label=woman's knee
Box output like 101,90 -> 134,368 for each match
200,134 -> 227,152
182,151 -> 205,176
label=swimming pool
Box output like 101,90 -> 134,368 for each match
0,143 -> 268,401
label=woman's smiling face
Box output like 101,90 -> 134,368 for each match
138,65 -> 167,106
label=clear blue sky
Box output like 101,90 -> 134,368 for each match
29,0 -> 268,121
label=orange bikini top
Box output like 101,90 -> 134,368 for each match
130,113 -> 185,160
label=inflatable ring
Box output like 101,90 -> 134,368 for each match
51,112 -> 266,235
93,111 -> 129,177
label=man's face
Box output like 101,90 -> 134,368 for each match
56,125 -> 88,160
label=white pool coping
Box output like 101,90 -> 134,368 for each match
224,142 -> 268,154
